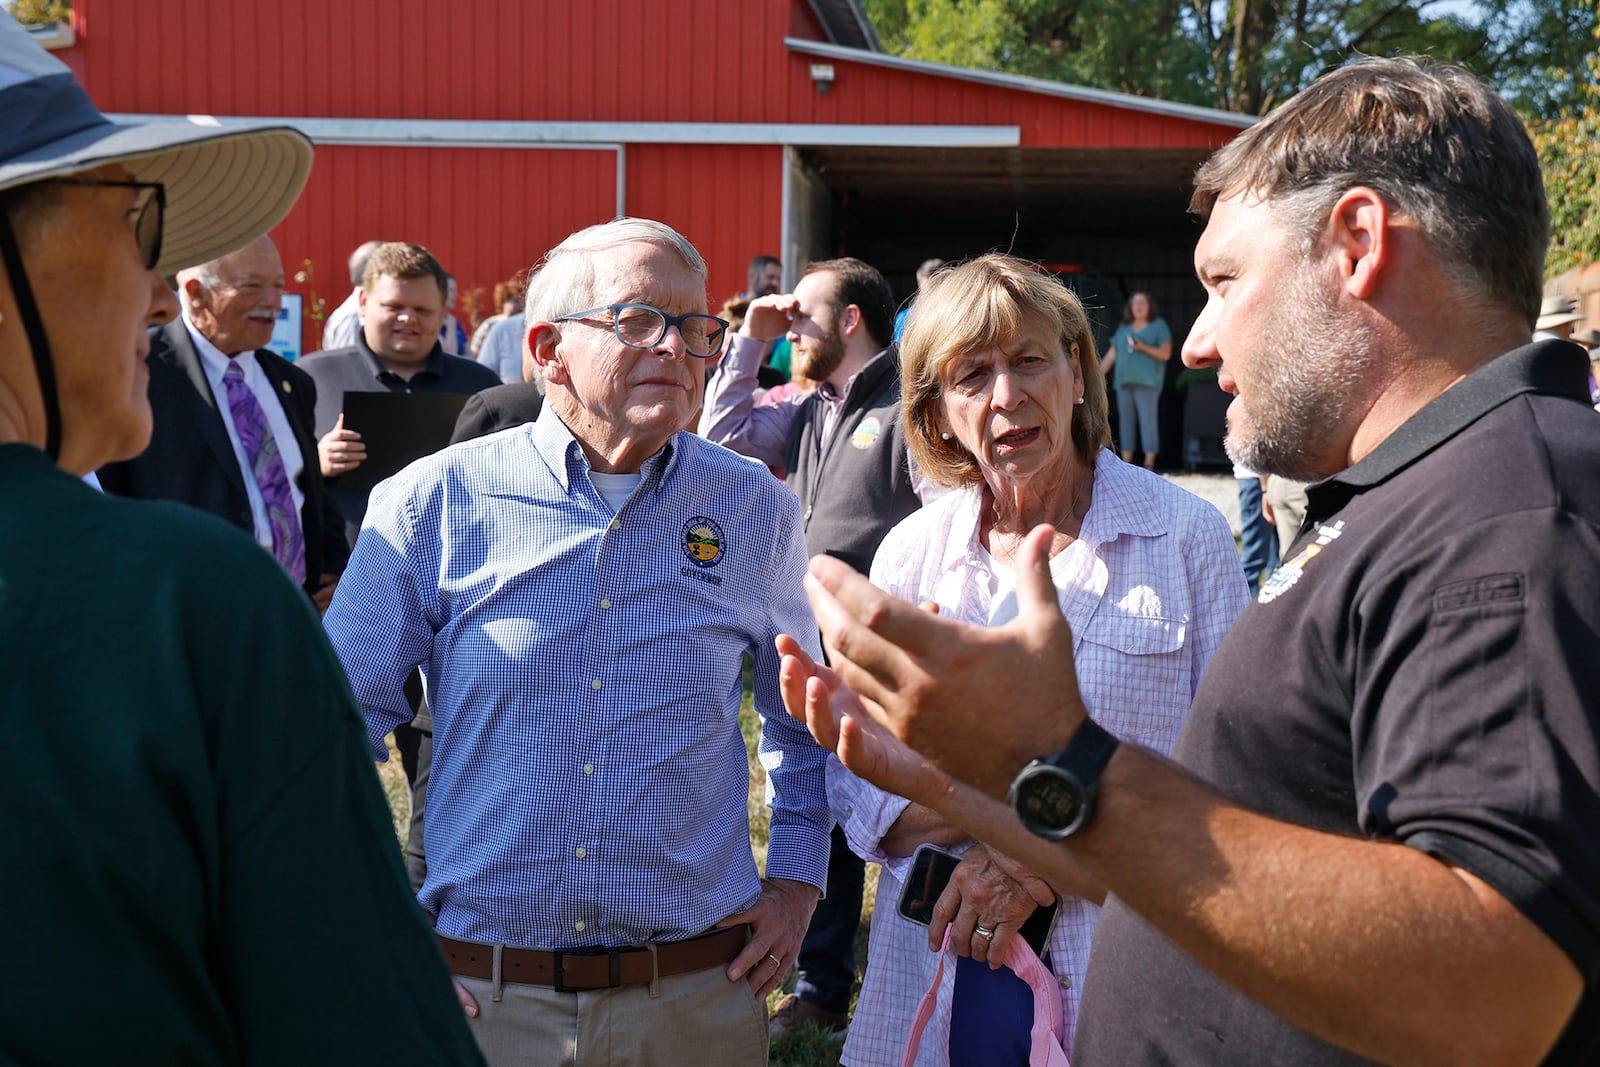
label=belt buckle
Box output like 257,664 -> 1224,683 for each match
552,947 -> 625,993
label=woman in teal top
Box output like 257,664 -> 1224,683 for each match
1101,292 -> 1172,470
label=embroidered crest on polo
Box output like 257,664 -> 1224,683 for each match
850,416 -> 882,450
1258,518 -> 1345,604
682,517 -> 725,568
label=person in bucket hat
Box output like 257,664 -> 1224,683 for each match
1534,294 -> 1584,341
0,12 -> 482,1063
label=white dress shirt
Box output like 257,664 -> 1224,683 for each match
184,316 -> 307,553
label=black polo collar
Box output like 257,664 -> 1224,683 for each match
1307,340 -> 1589,515
356,333 -> 448,384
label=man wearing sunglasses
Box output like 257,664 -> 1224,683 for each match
0,12 -> 482,1063
323,217 -> 831,1063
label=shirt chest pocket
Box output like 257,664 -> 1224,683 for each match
1076,612 -> 1193,756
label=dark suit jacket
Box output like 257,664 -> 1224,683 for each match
449,381 -> 544,443
98,320 -> 350,594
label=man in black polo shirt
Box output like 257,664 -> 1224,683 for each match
299,240 -> 499,892
300,241 -> 501,545
781,56 -> 1599,1066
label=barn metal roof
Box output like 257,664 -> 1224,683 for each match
787,37 -> 1256,129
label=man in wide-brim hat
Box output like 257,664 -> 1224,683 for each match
1535,293 -> 1584,340
0,12 -> 482,1063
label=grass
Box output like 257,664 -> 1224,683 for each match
376,686 -> 877,1067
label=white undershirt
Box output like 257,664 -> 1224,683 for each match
588,471 -> 643,515
184,316 -> 307,551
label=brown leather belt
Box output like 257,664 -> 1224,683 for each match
437,925 -> 748,991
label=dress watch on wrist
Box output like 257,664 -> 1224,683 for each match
1008,718 -> 1120,841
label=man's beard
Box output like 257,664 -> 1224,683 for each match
1225,268 -> 1379,481
795,329 -> 845,383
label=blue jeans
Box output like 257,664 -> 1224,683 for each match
1117,384 -> 1161,454
793,825 -> 864,1014
1237,476 -> 1278,595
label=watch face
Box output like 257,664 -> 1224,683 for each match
1016,767 -> 1083,832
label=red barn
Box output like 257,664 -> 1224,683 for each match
44,0 -> 1251,447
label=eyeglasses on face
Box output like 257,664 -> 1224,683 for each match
554,303 -> 729,359
47,178 -> 165,271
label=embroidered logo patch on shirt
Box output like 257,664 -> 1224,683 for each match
682,517 -> 725,568
1258,519 -> 1344,604
850,416 -> 882,450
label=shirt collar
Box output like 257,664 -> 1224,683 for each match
529,403 -> 681,495
818,346 -> 897,408
938,449 -> 1163,575
356,331 -> 448,385
1309,340 -> 1588,514
182,314 -> 257,381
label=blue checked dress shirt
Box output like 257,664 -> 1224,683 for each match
323,405 -> 831,949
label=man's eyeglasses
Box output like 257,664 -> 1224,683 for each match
48,178 -> 166,271
554,303 -> 729,359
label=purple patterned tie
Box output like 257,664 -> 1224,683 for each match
222,361 -> 305,584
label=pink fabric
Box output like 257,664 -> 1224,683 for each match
900,930 -> 1069,1067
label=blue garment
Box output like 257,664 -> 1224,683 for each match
1108,318 -> 1171,390
324,406 -> 831,949
1236,475 -> 1278,596
949,955 -> 1034,1066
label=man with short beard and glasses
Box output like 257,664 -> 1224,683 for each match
98,235 -> 348,609
781,56 -> 1600,1067
700,257 -> 923,1040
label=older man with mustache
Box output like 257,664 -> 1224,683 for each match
99,234 -> 348,609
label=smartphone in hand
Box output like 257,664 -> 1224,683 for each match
897,843 -> 1060,955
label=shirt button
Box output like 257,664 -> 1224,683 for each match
583,763 -> 594,775
609,518 -> 621,531
575,846 -> 587,859
1058,975 -> 1072,989
599,598 -> 612,610
590,678 -> 602,691
574,920 -> 586,933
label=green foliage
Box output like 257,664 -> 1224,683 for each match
1529,18 -> 1600,275
5,0 -> 70,25
864,0 -> 1598,117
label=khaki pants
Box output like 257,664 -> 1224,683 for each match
457,962 -> 769,1067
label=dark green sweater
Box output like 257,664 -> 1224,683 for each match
0,445 -> 482,1065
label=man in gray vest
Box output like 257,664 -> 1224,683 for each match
700,256 -> 922,1038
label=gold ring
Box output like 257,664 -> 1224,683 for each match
765,952 -> 782,967
974,925 -> 996,941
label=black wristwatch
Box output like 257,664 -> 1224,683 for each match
1008,718 -> 1120,841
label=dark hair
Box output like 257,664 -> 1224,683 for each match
748,254 -> 780,274
802,257 -> 896,350
1191,55 -> 1547,326
1120,292 -> 1160,324
361,242 -> 448,303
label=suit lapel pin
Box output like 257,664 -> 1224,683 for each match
282,380 -> 292,393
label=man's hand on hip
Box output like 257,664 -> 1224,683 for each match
718,876 -> 821,999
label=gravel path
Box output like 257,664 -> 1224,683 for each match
1162,470 -> 1241,536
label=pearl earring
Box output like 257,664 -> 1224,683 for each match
940,431 -> 952,440
1074,396 -> 1085,406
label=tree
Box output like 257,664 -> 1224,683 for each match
1529,18 -> 1600,275
5,0 -> 71,24
863,0 -> 1597,118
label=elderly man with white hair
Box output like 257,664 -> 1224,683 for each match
98,234 -> 348,608
324,217 -> 831,1065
